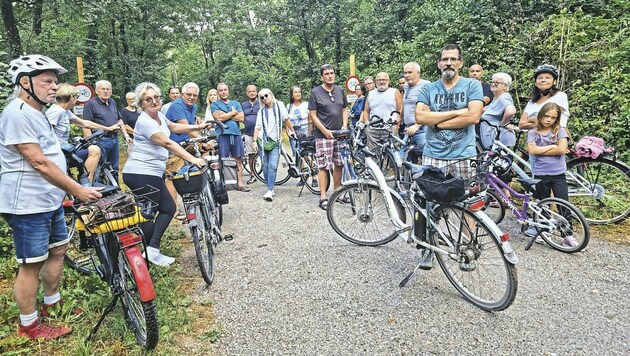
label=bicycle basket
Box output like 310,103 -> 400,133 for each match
172,165 -> 208,195
415,157 -> 489,204
75,187 -> 158,234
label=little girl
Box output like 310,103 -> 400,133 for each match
525,102 -> 578,247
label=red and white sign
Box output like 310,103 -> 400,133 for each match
73,83 -> 94,105
345,76 -> 360,94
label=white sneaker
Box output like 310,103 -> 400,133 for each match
146,246 -> 174,266
263,191 -> 273,202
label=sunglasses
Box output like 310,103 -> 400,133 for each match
328,90 -> 335,103
260,93 -> 269,100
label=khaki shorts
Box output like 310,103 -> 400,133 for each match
165,154 -> 185,179
243,135 -> 256,155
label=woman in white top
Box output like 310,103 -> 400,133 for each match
286,85 -> 310,157
204,88 -> 219,121
252,88 -> 295,201
122,82 -> 208,266
519,64 -> 570,136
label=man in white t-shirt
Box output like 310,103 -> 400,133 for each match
0,55 -> 101,339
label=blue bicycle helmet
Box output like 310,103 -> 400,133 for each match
533,64 -> 558,80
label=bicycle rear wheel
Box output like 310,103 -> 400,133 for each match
117,252 -> 159,349
432,205 -> 517,311
189,198 -> 215,285
535,197 -> 589,253
566,157 -> 630,224
482,189 -> 506,225
327,182 -> 405,246
252,149 -> 292,185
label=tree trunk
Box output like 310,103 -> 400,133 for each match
1,0 -> 22,59
119,18 -> 131,94
85,22 -> 98,79
32,0 -> 43,36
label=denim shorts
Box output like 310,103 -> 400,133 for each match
2,205 -> 69,264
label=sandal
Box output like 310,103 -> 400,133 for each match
246,177 -> 257,185
338,196 -> 351,204
319,199 -> 328,210
237,186 -> 251,192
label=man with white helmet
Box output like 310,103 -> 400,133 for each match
0,55 -> 102,339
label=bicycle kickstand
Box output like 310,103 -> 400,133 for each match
399,263 -> 423,288
86,295 -> 119,343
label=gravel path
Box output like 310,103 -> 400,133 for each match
184,179 -> 630,355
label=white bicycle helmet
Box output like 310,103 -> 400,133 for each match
7,54 -> 67,84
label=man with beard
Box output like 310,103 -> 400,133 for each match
362,72 -> 402,150
414,44 -> 483,269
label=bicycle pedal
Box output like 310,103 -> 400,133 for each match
223,233 -> 234,241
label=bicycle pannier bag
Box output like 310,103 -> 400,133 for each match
415,167 -> 465,203
212,180 -> 229,205
222,157 -> 238,190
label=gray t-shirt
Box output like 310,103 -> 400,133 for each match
122,111 -> 171,177
0,98 -> 66,214
46,103 -> 72,143
308,85 -> 348,139
527,127 -> 569,176
403,80 -> 430,126
479,93 -> 516,149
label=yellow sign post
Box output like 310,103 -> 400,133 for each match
76,57 -> 84,83
349,54 -> 356,77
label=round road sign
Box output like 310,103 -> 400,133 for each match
345,76 -> 360,93
73,83 -> 94,105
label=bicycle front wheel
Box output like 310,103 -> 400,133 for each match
189,200 -> 215,285
566,157 -> 630,224
432,205 -> 517,311
327,182 -> 405,246
117,252 -> 159,349
535,197 -> 590,253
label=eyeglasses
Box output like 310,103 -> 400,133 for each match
376,79 -> 389,83
490,81 -> 506,86
183,93 -> 198,98
439,57 -> 461,63
259,93 -> 269,100
143,95 -> 161,104
328,90 -> 335,102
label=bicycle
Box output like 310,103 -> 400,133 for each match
175,123 -> 230,285
70,185 -> 159,349
479,119 -> 630,225
482,144 -> 590,253
62,131 -> 119,275
252,135 -> 330,195
327,127 -> 518,311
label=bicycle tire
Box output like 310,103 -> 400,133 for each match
117,252 -> 159,349
565,157 -> 630,224
63,199 -> 97,275
252,149 -> 292,185
483,189 -> 506,225
300,153 -> 328,195
535,197 -> 590,253
432,205 -> 517,311
377,149 -> 400,189
190,198 -> 215,285
327,182 -> 405,246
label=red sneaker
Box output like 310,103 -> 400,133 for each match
17,319 -> 72,339
40,299 -> 83,319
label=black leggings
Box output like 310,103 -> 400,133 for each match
122,173 -> 176,249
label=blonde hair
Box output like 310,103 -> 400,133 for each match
536,102 -> 562,139
206,89 -> 218,107
134,82 -> 162,109
55,83 -> 79,103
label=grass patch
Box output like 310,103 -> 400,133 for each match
0,224 -> 218,354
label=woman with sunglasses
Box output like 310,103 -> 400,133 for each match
122,82 -> 209,266
46,83 -> 118,181
253,89 -> 295,201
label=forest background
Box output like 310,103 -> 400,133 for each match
0,0 -> 628,159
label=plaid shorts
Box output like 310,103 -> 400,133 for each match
315,138 -> 343,170
422,156 -> 476,179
